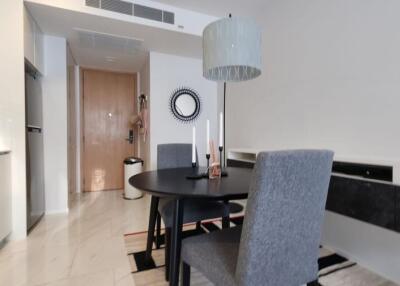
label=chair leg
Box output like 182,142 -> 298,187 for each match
182,261 -> 191,286
156,211 -> 162,249
222,216 -> 230,228
196,221 -> 201,231
145,196 -> 159,263
165,228 -> 171,281
307,279 -> 319,286
222,200 -> 230,229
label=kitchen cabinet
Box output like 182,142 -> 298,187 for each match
24,7 -> 35,65
24,7 -> 44,74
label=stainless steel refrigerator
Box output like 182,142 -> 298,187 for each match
25,65 -> 45,231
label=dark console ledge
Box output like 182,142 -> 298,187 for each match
327,174 -> 400,232
228,158 -> 400,233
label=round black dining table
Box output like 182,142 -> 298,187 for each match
129,167 -> 252,286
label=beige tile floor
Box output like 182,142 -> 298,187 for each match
0,190 -> 151,286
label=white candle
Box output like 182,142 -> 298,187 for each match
219,112 -> 223,147
192,126 -> 196,164
206,120 -> 210,155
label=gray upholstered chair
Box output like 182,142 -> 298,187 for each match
153,143 -> 243,280
181,150 -> 334,286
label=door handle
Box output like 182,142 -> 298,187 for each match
126,129 -> 134,144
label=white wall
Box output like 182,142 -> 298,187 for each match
227,0 -> 400,160
42,35 -> 69,213
0,0 -> 27,240
149,52 -> 218,169
322,212 -> 400,283
226,0 -> 400,283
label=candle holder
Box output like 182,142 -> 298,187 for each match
219,146 -> 228,177
204,154 -> 210,178
186,162 -> 204,180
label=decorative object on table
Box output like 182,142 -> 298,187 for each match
203,14 -> 262,167
209,140 -> 221,179
170,87 -> 201,123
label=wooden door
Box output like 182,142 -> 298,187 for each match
82,69 -> 136,192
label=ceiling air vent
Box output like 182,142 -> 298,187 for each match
76,28 -> 144,55
100,0 -> 133,15
86,0 -> 100,8
133,4 -> 175,25
85,0 -> 175,25
163,11 -> 175,25
134,4 -> 162,22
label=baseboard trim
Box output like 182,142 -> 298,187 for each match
0,234 -> 10,249
45,208 -> 69,215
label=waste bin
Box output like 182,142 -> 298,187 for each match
124,157 -> 144,200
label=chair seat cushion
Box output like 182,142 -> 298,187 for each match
158,198 -> 232,227
182,226 -> 242,286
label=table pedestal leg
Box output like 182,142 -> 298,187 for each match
169,199 -> 184,286
145,196 -> 159,263
222,200 -> 230,229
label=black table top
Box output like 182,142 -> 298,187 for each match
129,167 -> 253,200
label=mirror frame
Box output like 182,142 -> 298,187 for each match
170,87 -> 201,123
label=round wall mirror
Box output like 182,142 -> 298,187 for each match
170,87 -> 201,122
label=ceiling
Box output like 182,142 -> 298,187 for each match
26,1 -> 204,73
26,0 -> 266,72
151,0 -> 266,19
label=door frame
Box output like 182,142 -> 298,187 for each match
67,64 -> 77,196
80,67 -> 138,192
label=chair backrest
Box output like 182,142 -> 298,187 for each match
157,143 -> 197,169
235,150 -> 334,286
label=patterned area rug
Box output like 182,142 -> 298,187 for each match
124,218 -> 397,286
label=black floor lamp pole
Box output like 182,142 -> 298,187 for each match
223,81 -> 226,168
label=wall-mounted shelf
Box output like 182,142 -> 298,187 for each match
227,148 -> 400,234
228,149 -> 400,183
228,149 -> 258,163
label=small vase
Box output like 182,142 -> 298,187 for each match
208,162 -> 222,179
